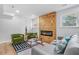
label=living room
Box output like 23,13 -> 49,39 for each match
0,4 -> 79,55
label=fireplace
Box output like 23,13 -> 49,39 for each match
40,30 -> 53,36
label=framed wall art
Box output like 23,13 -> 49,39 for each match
61,12 -> 79,27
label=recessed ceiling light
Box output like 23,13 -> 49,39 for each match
31,15 -> 36,19
16,10 -> 20,13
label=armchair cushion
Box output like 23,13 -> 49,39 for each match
11,34 -> 24,45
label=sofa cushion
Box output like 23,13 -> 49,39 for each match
55,35 -> 71,54
32,44 -> 57,55
55,39 -> 67,54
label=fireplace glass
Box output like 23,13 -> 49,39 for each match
40,30 -> 53,36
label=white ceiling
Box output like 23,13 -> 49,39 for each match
3,4 -> 64,16
0,4 -> 78,18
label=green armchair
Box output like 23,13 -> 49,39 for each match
27,33 -> 37,39
11,34 -> 24,45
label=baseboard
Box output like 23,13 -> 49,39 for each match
0,41 -> 11,44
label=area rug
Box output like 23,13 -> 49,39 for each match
12,41 -> 30,53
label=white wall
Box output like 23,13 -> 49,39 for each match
0,15 -> 39,43
0,16 -> 26,43
57,6 -> 79,37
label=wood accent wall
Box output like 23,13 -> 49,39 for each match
39,12 -> 56,43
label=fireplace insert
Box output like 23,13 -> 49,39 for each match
40,30 -> 53,36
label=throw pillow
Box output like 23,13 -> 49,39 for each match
64,36 -> 71,43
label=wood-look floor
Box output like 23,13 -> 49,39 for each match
0,42 -> 16,55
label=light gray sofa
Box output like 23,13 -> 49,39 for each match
32,35 -> 79,55
64,35 -> 79,55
